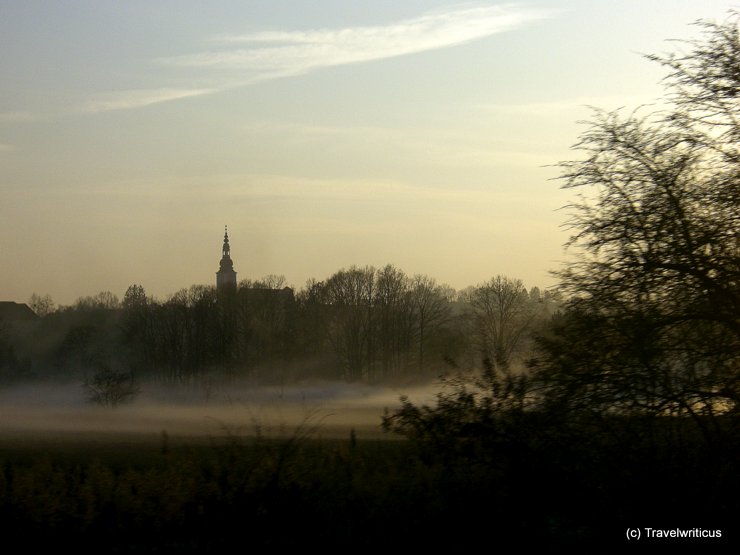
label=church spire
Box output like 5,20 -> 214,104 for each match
216,225 -> 237,293
222,225 -> 231,258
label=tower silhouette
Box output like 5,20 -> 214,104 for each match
216,226 -> 237,293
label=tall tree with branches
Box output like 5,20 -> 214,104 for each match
532,11 -> 740,433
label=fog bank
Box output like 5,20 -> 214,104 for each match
0,380 -> 440,441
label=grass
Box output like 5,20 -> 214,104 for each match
0,419 -> 737,552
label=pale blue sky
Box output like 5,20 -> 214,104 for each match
1,1 -> 737,305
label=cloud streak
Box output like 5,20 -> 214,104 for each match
164,5 -> 551,84
83,4 -> 552,113
80,88 -> 216,114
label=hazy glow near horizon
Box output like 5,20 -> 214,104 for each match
1,1 -> 736,306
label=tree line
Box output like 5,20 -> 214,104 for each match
1,268 -> 560,387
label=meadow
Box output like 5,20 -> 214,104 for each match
1,403 -> 737,552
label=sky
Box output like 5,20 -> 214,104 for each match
1,0 -> 737,306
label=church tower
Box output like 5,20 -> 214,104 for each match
216,226 -> 237,293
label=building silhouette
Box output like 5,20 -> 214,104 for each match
216,226 -> 295,308
216,226 -> 237,294
0,302 -> 38,323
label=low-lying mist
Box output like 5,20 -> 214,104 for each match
0,379 -> 440,442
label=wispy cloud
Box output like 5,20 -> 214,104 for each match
80,88 -> 216,114
82,5 -> 552,113
167,5 -> 549,83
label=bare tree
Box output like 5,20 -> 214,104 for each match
323,266 -> 375,381
409,274 -> 451,373
471,275 -> 534,372
74,291 -> 120,311
532,11 -> 740,428
374,265 -> 413,379
28,292 -> 55,317
84,366 -> 140,407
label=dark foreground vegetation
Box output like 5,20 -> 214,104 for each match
0,413 -> 737,552
1,10 -> 738,552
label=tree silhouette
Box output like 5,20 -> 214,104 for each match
531,11 -> 739,436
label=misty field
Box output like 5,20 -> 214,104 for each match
0,380 -> 425,440
0,382 -> 737,552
